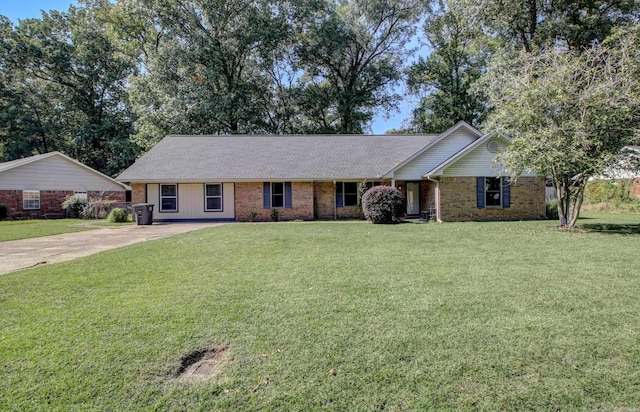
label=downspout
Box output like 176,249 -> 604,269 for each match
426,175 -> 442,223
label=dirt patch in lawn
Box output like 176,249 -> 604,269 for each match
174,346 -> 229,382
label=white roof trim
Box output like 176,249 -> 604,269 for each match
0,151 -> 130,190
381,121 -> 484,178
424,132 -> 510,177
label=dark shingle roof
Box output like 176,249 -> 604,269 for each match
117,134 -> 438,182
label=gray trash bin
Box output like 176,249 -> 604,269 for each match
133,203 -> 154,225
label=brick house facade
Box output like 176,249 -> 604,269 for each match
0,152 -> 130,220
0,190 -> 126,219
118,122 -> 546,223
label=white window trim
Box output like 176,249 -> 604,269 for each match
160,184 -> 178,212
204,183 -> 223,212
23,190 -> 41,210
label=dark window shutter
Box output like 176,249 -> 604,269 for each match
285,182 -> 292,208
263,182 -> 271,209
502,177 -> 511,208
476,177 -> 485,208
335,182 -> 343,208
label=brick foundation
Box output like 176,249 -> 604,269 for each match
438,176 -> 545,221
0,190 -> 126,219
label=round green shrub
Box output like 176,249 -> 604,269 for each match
107,207 -> 129,223
361,186 -> 405,224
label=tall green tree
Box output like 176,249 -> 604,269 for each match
126,0 -> 299,148
459,0 -> 639,52
5,4 -> 140,175
484,27 -> 640,228
407,0 -> 490,133
296,0 -> 423,134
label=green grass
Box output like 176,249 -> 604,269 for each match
0,219 -> 96,242
0,218 -> 134,242
1,214 -> 640,410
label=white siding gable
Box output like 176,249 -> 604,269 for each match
393,128 -> 479,180
442,139 -> 506,176
440,137 -> 538,177
0,154 -> 126,191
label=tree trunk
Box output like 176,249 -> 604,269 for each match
554,175 -> 588,229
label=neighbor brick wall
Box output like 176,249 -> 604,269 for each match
439,176 -> 545,222
0,189 -> 125,219
235,182 -> 314,221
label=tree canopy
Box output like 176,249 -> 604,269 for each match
483,27 -> 640,228
0,0 -> 638,196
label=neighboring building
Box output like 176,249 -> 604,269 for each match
0,152 -> 130,219
116,122 -> 546,222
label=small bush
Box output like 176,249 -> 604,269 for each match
81,198 -> 114,219
0,204 -> 7,220
546,199 -> 559,220
62,195 -> 88,218
107,208 -> 129,223
361,186 -> 404,224
270,208 -> 280,222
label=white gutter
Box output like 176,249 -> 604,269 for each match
426,175 -> 442,223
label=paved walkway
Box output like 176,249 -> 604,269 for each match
0,222 -> 223,275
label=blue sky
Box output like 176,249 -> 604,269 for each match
0,0 -> 420,134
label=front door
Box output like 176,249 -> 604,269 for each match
406,181 -> 421,216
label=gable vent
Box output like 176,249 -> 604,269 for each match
487,141 -> 499,153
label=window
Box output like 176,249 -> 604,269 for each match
476,177 -> 510,208
263,182 -> 292,208
23,190 -> 40,210
73,191 -> 88,200
336,182 -> 359,207
204,184 -> 223,211
160,184 -> 178,212
485,177 -> 502,207
271,182 -> 284,208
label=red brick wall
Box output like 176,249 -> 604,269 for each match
0,189 -> 125,219
439,176 -> 545,221
235,182 -> 314,221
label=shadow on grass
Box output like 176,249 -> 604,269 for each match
580,223 -> 640,235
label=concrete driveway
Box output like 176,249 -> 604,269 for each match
0,222 -> 223,275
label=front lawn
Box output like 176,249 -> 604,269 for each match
0,219 -> 96,242
1,215 -> 639,410
0,218 -> 134,242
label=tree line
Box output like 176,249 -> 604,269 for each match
1,0 -> 639,227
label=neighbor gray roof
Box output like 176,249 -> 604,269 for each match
0,151 -> 130,189
0,152 -> 53,173
117,134 -> 439,182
